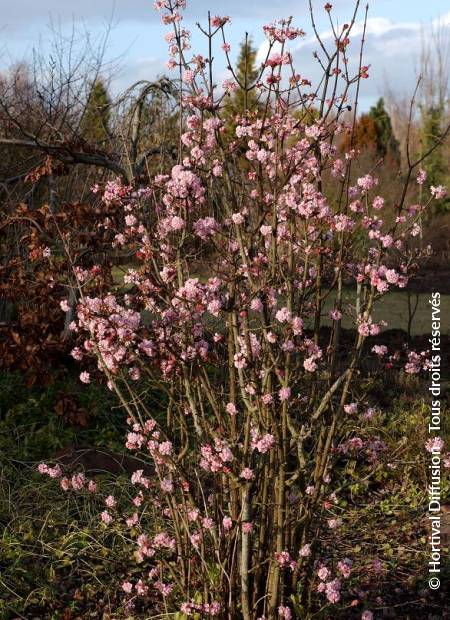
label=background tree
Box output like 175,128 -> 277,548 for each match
368,97 -> 400,162
341,99 -> 399,163
417,18 -> 450,215
80,79 -> 111,146
224,37 -> 259,118
341,113 -> 378,154
419,105 -> 449,215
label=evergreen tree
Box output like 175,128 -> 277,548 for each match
224,37 -> 259,118
421,105 -> 446,187
81,80 -> 111,146
420,104 -> 449,214
368,97 -> 399,161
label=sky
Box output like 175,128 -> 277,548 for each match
1,0 -> 450,111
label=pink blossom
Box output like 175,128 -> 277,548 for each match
276,307 -> 291,323
202,517 -> 214,530
332,158 -> 345,177
334,214 -> 354,232
385,269 -> 399,284
222,516 -> 233,530
279,387 -> 291,402
325,579 -> 341,603
303,357 -> 318,372
358,322 -> 370,337
211,15 -> 230,27
154,581 -> 174,597
71,472 -> 85,490
317,566 -> 330,581
251,298 -> 263,312
299,543 -> 311,557
265,52 -> 290,68
226,402 -> 237,416
212,163 -> 223,176
252,432 -> 275,454
222,79 -> 238,92
233,352 -> 247,369
101,510 -> 113,524
430,185 -> 447,199
187,509 -> 199,522
126,513 -> 139,527
329,309 -> 342,321
171,215 -> 185,231
275,551 -> 291,567
344,402 -> 357,415
425,437 -> 444,453
337,558 -> 352,578
260,225 -> 272,236
240,467 -> 254,480
357,174 -> 377,192
232,212 -> 245,225
416,168 -> 427,185
105,495 -> 116,508
262,393 -> 273,405
278,606 -> 292,620
136,579 -> 148,595
159,440 -> 173,455
60,477 -> 71,491
161,478 -> 174,493
372,195 -> 385,210
79,371 -> 90,384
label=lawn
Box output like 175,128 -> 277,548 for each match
113,265 -> 449,336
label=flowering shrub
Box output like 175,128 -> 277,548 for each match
40,1 -> 448,618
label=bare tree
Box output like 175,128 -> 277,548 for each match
0,22 -> 178,195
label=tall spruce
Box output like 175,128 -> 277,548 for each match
81,80 -> 111,146
368,97 -> 399,161
420,104 -> 449,214
224,37 -> 259,118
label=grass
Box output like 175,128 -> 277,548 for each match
320,288 -> 450,335
113,264 -> 449,336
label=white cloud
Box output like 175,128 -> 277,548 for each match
112,56 -> 166,94
254,12 -> 450,109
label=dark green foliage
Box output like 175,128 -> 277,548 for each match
420,104 -> 449,215
80,80 -> 111,146
224,37 -> 259,118
368,97 -> 400,162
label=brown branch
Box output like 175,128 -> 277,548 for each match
0,137 -> 129,182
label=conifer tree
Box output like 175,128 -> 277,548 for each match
368,97 -> 399,161
420,104 -> 449,214
224,37 -> 259,118
81,79 -> 111,146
